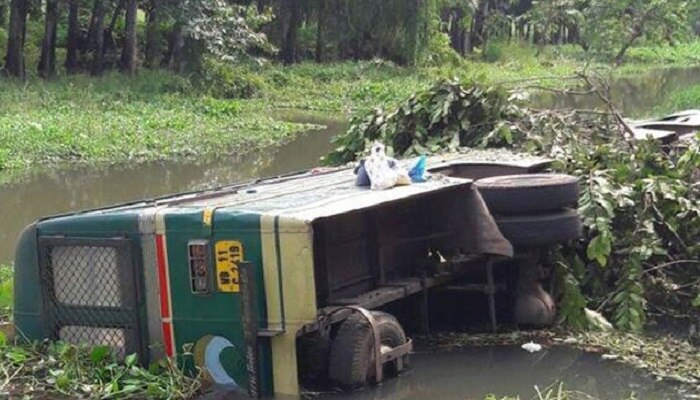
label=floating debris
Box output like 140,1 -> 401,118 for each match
521,341 -> 543,353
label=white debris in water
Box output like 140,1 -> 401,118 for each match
562,337 -> 577,344
584,308 -> 614,331
521,341 -> 542,353
601,354 -> 620,360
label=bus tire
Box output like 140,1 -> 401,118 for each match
476,174 -> 580,214
495,209 -> 582,247
328,311 -> 406,390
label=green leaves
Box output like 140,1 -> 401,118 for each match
330,76 -> 700,334
692,293 -> 700,308
324,79 -> 527,165
90,345 -> 111,363
0,342 -> 201,399
586,233 -> 611,267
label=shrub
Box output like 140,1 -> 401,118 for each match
482,41 -> 505,63
199,57 -> 268,99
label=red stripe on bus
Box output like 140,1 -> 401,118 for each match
155,234 -> 174,356
155,234 -> 170,318
161,322 -> 174,357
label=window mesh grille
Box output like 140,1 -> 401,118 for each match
39,237 -> 142,360
52,246 -> 121,307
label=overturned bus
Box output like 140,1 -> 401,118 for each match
12,152 -> 581,397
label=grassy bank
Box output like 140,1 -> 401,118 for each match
0,264 -> 10,321
0,72 -> 315,185
257,41 -> 700,112
657,84 -> 700,114
1,41 -> 699,185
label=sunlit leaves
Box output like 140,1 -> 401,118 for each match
185,0 -> 275,63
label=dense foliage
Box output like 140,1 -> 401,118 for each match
0,0 -> 698,80
326,78 -> 700,332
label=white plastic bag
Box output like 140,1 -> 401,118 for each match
364,142 -> 408,190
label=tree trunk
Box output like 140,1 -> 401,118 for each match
38,0 -> 58,79
121,0 -> 137,74
165,24 -> 185,72
448,7 -> 465,55
471,0 -> 489,48
280,0 -> 300,64
2,0 -> 27,78
65,0 -> 80,73
405,0 -> 421,65
145,0 -> 159,67
614,29 -> 642,66
314,0 -> 325,63
90,0 -> 105,76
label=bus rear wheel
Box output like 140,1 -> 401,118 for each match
328,311 -> 407,390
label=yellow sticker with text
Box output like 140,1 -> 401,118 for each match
202,208 -> 214,226
215,240 -> 244,293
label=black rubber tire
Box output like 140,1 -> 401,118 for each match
476,174 -> 580,214
328,311 -> 407,390
495,209 -> 582,247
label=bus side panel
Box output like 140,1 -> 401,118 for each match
13,223 -> 45,340
164,209 -> 274,396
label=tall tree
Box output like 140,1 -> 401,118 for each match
121,0 -> 138,73
280,0 -> 300,64
90,0 -> 106,75
314,0 -> 325,63
65,0 -> 80,73
405,0 -> 421,65
145,0 -> 160,67
2,0 -> 28,78
470,0 -> 489,49
38,0 -> 59,79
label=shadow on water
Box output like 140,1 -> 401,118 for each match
316,346 -> 687,400
533,66 -> 700,118
0,115 -> 346,264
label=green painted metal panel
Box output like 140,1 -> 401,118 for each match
15,212 -> 149,361
38,211 -> 142,235
13,223 -> 44,340
164,208 -> 273,395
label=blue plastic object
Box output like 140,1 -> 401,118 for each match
408,156 -> 427,183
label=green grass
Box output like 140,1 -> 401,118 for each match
0,71 -> 315,183
250,40 -> 700,113
0,264 -> 11,320
1,41 -> 699,185
656,84 -> 700,115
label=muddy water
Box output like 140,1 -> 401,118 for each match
320,346 -> 688,400
0,116 -> 345,264
534,65 -> 700,117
